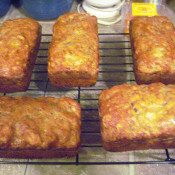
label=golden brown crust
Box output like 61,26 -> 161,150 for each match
0,96 -> 81,158
0,18 -> 41,93
130,16 -> 175,84
99,83 -> 175,152
48,12 -> 99,87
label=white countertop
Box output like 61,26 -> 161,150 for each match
0,1 -> 175,175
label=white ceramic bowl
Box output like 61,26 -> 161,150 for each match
85,0 -> 122,8
82,1 -> 120,18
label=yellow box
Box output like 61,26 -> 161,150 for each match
132,3 -> 157,16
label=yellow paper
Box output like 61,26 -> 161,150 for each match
132,3 -> 157,16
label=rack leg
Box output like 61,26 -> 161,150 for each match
76,154 -> 79,166
165,149 -> 175,161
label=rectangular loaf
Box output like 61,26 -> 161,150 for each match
0,18 -> 41,93
0,96 -> 81,158
130,16 -> 175,84
99,83 -> 175,152
48,12 -> 99,87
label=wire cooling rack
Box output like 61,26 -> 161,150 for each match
0,33 -> 175,165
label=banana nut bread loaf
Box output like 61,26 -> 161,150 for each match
48,12 -> 99,87
130,16 -> 175,84
99,83 -> 175,152
0,18 -> 41,93
0,96 -> 81,158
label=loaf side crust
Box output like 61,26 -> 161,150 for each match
130,16 -> 175,84
0,18 -> 41,93
48,12 -> 99,87
0,96 -> 81,158
99,83 -> 175,152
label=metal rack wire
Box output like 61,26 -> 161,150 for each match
0,33 -> 175,165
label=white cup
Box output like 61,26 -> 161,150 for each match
85,0 -> 123,8
77,0 -> 125,25
82,1 -> 120,18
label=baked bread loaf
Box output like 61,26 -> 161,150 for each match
130,16 -> 175,84
0,96 -> 81,158
99,83 -> 175,152
48,12 -> 99,87
0,18 -> 41,93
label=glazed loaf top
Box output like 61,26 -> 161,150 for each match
0,18 -> 41,78
0,96 -> 81,150
48,12 -> 99,77
99,83 -> 175,142
130,16 -> 175,74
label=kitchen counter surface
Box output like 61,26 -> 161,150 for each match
0,1 -> 175,175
